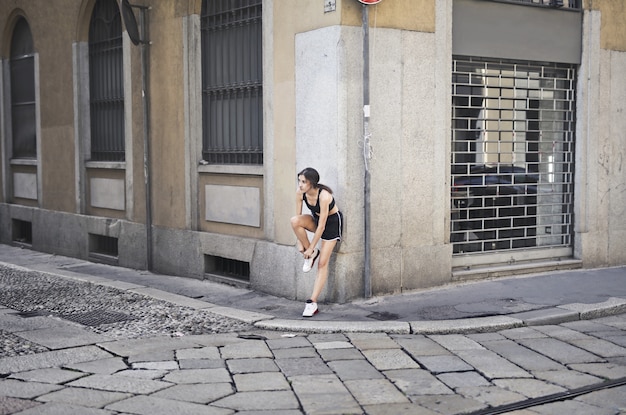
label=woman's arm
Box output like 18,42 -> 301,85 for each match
296,188 -> 304,215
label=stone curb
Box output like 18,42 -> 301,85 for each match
558,297 -> 626,319
409,315 -> 524,334
254,319 -> 411,334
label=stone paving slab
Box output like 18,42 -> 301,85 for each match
384,368 -> 454,396
0,378 -> 62,399
65,357 -> 129,374
531,399 -> 617,415
150,383 -> 234,404
492,378 -> 567,398
226,358 -> 278,376
477,338 -> 566,371
176,346 -> 221,360
575,384 -> 626,413
436,371 -> 491,389
210,390 -> 301,412
233,372 -> 291,391
360,348 -> 420,371
0,395 -> 41,414
362,402 -> 441,415
455,385 -> 526,407
66,374 -> 172,394
275,356 -> 334,377
219,340 -> 273,359
517,338 -> 606,365
0,346 -> 113,373
106,395 -> 233,415
15,325 -> 109,350
97,335 -> 203,357
343,378 -> 410,405
9,368 -> 86,384
455,349 -> 533,379
36,387 -> 131,408
289,374 -> 362,414
328,359 -> 384,381
162,368 -> 231,384
531,369 -> 602,389
13,402 -> 116,415
414,354 -> 474,373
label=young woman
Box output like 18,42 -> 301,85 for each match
290,167 -> 342,317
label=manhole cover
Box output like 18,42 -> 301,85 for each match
60,310 -> 136,326
366,311 -> 399,321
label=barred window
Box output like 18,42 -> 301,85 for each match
89,0 -> 125,162
10,17 -> 36,159
488,0 -> 581,9
201,0 -> 263,165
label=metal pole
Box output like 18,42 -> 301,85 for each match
362,4 -> 372,298
140,8 -> 153,271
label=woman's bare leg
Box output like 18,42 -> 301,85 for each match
290,215 -> 316,256
310,239 -> 337,302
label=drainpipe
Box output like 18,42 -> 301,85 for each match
362,4 -> 372,298
139,7 -> 153,271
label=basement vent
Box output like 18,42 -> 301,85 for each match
89,233 -> 118,261
12,219 -> 32,246
205,255 -> 250,282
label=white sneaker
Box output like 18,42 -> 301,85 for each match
302,249 -> 320,273
302,300 -> 318,317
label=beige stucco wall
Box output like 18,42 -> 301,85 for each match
147,1 -> 187,229
587,0 -> 626,51
341,0 -> 435,32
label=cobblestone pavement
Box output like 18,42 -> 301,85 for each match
1,265 -> 626,414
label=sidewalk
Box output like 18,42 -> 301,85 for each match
1,243 -> 625,334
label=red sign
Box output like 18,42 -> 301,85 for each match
358,0 -> 383,4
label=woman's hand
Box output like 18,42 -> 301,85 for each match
303,246 -> 315,258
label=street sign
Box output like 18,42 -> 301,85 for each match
358,0 -> 383,4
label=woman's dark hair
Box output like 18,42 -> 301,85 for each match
298,167 -> 333,194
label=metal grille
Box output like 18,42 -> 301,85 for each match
88,0 -> 125,162
451,57 -> 575,256
10,17 -> 36,159
201,0 -> 263,165
89,234 -> 119,257
488,0 -> 581,9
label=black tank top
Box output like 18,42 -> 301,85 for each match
303,189 -> 335,216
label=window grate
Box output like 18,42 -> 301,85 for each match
451,57 -> 575,255
88,0 -> 125,162
201,0 -> 263,165
205,255 -> 250,281
12,219 -> 32,245
89,234 -> 119,258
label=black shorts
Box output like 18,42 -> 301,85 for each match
313,211 -> 343,241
